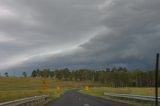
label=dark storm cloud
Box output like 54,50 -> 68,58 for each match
0,0 -> 160,73
0,0 -> 105,71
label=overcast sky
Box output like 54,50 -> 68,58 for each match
0,0 -> 160,74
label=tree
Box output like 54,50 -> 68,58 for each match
22,72 -> 27,77
4,72 -> 9,77
30,67 -> 155,87
131,69 -> 143,87
31,70 -> 37,77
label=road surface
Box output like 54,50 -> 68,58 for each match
46,90 -> 133,106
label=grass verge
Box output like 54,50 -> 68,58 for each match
0,77 -> 99,102
80,87 -> 159,106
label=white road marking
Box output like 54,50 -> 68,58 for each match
84,104 -> 90,106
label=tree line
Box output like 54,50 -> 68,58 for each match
31,67 -> 158,87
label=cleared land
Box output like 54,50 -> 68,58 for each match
0,77 -> 99,102
0,77 -> 159,106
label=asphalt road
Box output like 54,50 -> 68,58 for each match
45,90 -> 133,106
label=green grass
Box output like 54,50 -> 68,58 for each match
81,87 -> 159,106
81,87 -> 159,96
0,77 -> 99,102
1,77 -> 158,106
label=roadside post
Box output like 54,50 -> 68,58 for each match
85,86 -> 89,91
57,86 -> 60,91
56,86 -> 61,95
155,53 -> 159,106
42,80 -> 48,91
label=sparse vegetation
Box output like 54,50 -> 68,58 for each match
81,87 -> 159,106
0,67 -> 159,104
81,87 -> 159,96
0,77 -> 100,102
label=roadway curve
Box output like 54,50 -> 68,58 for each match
45,90 -> 133,106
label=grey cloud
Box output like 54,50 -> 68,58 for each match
0,0 -> 104,71
0,0 -> 160,74
79,0 -> 160,66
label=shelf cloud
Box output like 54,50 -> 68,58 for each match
0,0 -> 160,74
